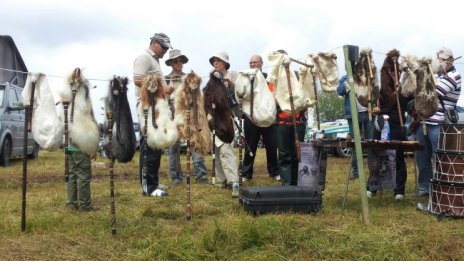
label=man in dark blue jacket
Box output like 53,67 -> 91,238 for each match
337,75 -> 373,179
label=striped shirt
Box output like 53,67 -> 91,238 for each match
427,66 -> 461,125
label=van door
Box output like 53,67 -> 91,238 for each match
8,86 -> 24,156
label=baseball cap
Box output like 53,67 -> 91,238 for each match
437,47 -> 453,60
150,33 -> 172,49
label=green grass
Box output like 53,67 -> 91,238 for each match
0,150 -> 463,260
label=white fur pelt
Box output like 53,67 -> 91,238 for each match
309,52 -> 339,92
173,71 -> 211,155
138,72 -> 180,150
234,69 -> 276,127
353,47 -> 380,107
23,73 -> 63,151
298,56 -> 317,107
267,52 -> 311,112
399,55 -> 419,97
415,57 -> 438,120
65,68 -> 100,156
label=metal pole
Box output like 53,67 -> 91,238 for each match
343,45 -> 369,224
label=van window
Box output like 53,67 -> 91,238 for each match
0,87 -> 4,108
8,87 -> 19,106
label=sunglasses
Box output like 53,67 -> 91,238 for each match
172,59 -> 183,64
156,41 -> 169,51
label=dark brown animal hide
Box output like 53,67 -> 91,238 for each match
380,49 -> 401,111
203,72 -> 234,144
415,58 -> 438,120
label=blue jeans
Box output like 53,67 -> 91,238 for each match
348,111 -> 374,172
415,124 -> 439,193
169,140 -> 207,182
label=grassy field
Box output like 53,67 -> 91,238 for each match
0,149 -> 463,260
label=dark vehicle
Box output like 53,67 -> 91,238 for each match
0,82 -> 39,166
0,35 -> 38,166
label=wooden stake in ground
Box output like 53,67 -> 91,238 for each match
107,111 -> 117,235
211,103 -> 216,185
21,78 -> 36,232
186,103 -> 192,220
343,45 -> 369,224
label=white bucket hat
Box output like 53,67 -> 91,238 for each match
165,49 -> 189,66
209,51 -> 230,70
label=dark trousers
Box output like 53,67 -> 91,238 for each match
139,135 -> 162,195
277,122 -> 306,186
242,116 -> 279,179
373,122 -> 407,195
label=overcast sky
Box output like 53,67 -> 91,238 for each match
2,0 -> 464,123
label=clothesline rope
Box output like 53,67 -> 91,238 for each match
1,46 -> 462,85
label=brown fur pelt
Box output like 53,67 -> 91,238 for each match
203,71 -> 234,144
353,47 -> 379,107
380,49 -> 401,110
415,57 -> 438,120
174,71 -> 212,155
138,72 -> 180,149
66,68 -> 100,156
399,55 -> 419,97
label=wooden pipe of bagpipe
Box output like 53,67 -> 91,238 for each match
211,103 -> 216,185
142,108 -> 149,191
106,111 -> 117,235
238,102 -> 243,190
21,79 -> 36,232
366,52 -> 374,122
392,57 -> 404,126
186,103 -> 192,220
312,73 -> 321,130
284,63 -> 301,162
289,58 -> 314,69
151,95 -> 158,129
63,101 -> 71,183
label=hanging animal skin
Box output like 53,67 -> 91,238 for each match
415,57 -> 438,120
399,55 -> 419,97
173,71 -> 212,155
353,47 -> 380,108
138,72 -> 180,149
66,68 -> 100,156
104,76 -> 136,162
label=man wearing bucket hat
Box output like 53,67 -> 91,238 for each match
415,47 -> 461,197
133,32 -> 174,197
164,49 -> 208,185
204,51 -> 240,197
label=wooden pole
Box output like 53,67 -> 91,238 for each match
107,111 -> 117,235
21,79 -> 35,232
366,52 -> 374,122
211,103 -> 216,185
283,62 -> 301,162
343,45 -> 369,224
392,57 -> 403,126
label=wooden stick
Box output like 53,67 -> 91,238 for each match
392,57 -> 403,126
107,111 -> 116,235
186,102 -> 192,220
366,52 -> 374,121
21,79 -> 36,232
211,103 -> 216,185
284,63 -> 301,162
290,58 -> 314,68
63,101 -> 70,183
238,102 -> 243,190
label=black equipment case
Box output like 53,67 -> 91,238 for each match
240,186 -> 322,215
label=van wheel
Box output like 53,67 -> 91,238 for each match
0,138 -> 12,166
337,146 -> 352,158
28,142 -> 40,159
